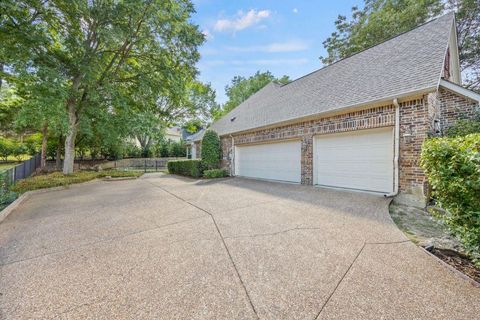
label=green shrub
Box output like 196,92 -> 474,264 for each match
203,168 -> 228,179
12,142 -> 29,161
201,130 -> 220,170
444,113 -> 480,137
168,140 -> 186,157
0,137 -> 14,162
420,133 -> 480,266
125,143 -> 142,158
0,171 -> 17,210
167,159 -> 202,178
24,134 -> 42,155
10,170 -> 142,194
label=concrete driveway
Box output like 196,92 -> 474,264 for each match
0,174 -> 478,319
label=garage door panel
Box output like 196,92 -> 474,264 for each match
235,141 -> 301,183
314,128 -> 394,193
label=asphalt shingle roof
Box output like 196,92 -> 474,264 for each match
211,13 -> 454,136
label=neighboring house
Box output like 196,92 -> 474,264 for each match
165,126 -> 182,142
185,129 -> 205,159
198,13 -> 479,206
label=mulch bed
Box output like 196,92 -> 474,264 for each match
429,248 -> 480,283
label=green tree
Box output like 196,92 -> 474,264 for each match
0,137 -> 14,162
220,71 -> 290,118
1,0 -> 204,174
127,112 -> 165,158
183,119 -> 203,134
320,0 -> 443,65
200,130 -> 220,170
12,141 -> 28,161
447,0 -> 480,92
320,0 -> 479,92
14,71 -> 68,170
0,83 -> 23,134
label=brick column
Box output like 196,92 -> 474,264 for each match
301,134 -> 313,185
398,98 -> 429,206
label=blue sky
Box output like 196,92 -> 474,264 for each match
191,0 -> 361,104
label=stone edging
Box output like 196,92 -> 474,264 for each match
421,247 -> 480,288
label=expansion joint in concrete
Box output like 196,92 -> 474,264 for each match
145,181 -> 260,320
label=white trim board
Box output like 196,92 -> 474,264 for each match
439,79 -> 480,103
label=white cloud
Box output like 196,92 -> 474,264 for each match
293,8 -> 298,14
214,9 -> 271,32
225,40 -> 309,53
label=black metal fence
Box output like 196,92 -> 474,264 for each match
1,153 -> 41,194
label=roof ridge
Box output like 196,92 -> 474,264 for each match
280,11 -> 455,88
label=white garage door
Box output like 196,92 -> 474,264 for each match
314,127 -> 394,193
235,140 -> 301,183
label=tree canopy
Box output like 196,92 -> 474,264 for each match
0,0 -> 207,173
320,0 -> 480,92
218,71 -> 289,119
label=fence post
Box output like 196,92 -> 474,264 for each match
155,160 -> 158,172
144,159 -> 147,173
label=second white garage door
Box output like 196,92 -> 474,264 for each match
235,140 -> 301,183
314,127 -> 394,193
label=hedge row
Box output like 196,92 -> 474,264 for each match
203,168 -> 228,178
420,133 -> 480,266
167,160 -> 203,178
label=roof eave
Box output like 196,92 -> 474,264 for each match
218,86 -> 437,137
439,79 -> 480,103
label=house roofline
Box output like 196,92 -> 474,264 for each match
217,86 -> 437,137
282,12 -> 453,90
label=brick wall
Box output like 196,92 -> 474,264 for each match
398,98 -> 428,198
217,90 -> 478,206
438,87 -> 478,133
221,104 -> 396,185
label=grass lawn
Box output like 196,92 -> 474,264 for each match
4,154 -> 31,162
0,162 -> 20,172
10,170 -> 143,194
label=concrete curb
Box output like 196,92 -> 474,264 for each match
0,179 -> 101,224
421,247 -> 480,288
102,176 -> 139,182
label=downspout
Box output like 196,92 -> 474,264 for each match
385,98 -> 400,197
229,135 -> 235,176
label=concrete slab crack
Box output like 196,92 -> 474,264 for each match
366,239 -> 410,245
314,241 -> 366,320
0,215 -> 207,267
144,180 -> 260,319
224,226 -> 324,239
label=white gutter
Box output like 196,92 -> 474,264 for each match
385,98 -> 400,198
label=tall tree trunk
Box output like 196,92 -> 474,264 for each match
40,121 -> 48,171
0,63 -> 3,90
63,102 -> 78,174
56,135 -> 62,171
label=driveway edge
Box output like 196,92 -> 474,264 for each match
0,179 -> 101,224
421,247 -> 480,288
